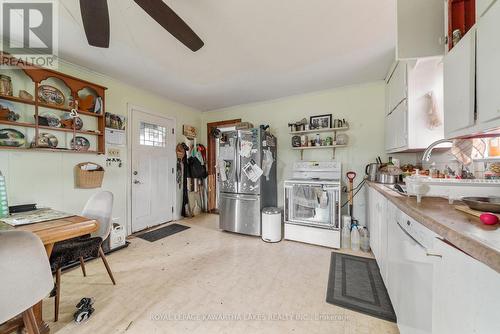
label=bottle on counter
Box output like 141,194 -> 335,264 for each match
0,171 -> 9,219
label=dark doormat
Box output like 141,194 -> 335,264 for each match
326,253 -> 396,323
136,224 -> 190,242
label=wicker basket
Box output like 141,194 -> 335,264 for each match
75,162 -> 105,189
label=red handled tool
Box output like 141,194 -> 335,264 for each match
346,171 -> 357,220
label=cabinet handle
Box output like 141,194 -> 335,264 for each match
426,251 -> 442,258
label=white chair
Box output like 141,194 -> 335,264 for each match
49,191 -> 115,321
0,230 -> 53,334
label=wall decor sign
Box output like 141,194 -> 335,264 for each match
310,114 -> 332,129
183,125 -> 197,139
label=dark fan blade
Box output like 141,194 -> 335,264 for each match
133,0 -> 204,52
79,0 -> 110,48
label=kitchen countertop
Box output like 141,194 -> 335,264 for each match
367,181 -> 500,274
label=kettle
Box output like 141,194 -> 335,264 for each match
365,163 -> 379,182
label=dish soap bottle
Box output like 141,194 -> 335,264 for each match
0,171 -> 8,219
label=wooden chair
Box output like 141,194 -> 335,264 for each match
49,191 -> 116,322
0,231 -> 53,334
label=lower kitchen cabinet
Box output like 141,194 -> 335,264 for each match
367,187 -> 500,333
366,187 -> 388,280
433,238 -> 500,334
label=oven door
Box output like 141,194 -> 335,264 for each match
284,182 -> 340,229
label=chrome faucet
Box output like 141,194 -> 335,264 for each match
422,139 -> 454,162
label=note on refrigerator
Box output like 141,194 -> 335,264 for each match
242,160 -> 263,182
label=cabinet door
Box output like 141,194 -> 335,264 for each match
443,28 -> 476,137
387,62 -> 407,113
368,189 -> 380,258
432,239 -> 477,334
397,0 -> 445,58
393,101 -> 408,149
433,238 -> 500,333
476,1 -> 500,130
477,0 -> 496,18
385,112 -> 395,151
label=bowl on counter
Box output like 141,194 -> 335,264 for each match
462,197 -> 500,213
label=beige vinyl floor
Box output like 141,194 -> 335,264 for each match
44,214 -> 399,334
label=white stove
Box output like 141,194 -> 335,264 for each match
284,161 -> 342,248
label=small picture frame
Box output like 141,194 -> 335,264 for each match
309,114 -> 332,129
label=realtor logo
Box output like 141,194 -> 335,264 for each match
0,0 -> 58,68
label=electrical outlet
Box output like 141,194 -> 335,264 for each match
107,148 -> 121,157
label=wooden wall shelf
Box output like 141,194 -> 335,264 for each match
288,126 -> 349,135
0,52 -> 107,154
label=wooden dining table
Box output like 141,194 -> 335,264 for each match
0,215 -> 98,334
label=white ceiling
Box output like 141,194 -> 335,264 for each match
57,0 -> 396,111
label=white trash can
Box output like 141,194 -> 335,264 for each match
262,207 -> 282,243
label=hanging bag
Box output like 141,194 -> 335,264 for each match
188,156 -> 208,179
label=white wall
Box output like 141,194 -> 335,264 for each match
0,60 -> 201,234
201,81 -> 392,225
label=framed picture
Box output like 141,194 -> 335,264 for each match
310,114 -> 332,129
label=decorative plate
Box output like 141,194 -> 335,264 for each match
71,136 -> 90,151
38,85 -> 65,106
31,133 -> 58,148
0,128 -> 26,147
40,112 -> 61,128
61,113 -> 83,130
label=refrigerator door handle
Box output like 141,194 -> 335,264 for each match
236,136 -> 241,185
220,193 -> 258,201
233,136 -> 239,184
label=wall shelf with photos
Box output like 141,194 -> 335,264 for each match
288,114 -> 350,160
0,52 -> 107,154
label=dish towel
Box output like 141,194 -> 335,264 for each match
451,139 -> 486,165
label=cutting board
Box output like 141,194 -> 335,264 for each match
455,205 -> 500,219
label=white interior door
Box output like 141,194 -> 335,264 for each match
131,108 -> 175,233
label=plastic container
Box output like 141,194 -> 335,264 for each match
0,171 -> 8,219
341,215 -> 351,249
351,226 -> 360,251
262,207 -> 282,242
360,227 -> 371,252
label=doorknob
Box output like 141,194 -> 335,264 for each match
133,180 -> 141,184
133,171 -> 138,175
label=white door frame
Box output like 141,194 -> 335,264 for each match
126,103 -> 177,235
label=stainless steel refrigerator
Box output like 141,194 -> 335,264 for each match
218,128 -> 277,236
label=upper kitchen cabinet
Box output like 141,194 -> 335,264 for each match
445,0 -> 476,53
443,27 -> 476,137
476,0 -> 496,18
387,62 -> 407,113
476,0 -> 500,132
443,0 -> 500,138
396,0 -> 445,59
385,58 -> 445,153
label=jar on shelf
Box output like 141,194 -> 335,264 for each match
0,75 -> 13,96
488,137 -> 500,157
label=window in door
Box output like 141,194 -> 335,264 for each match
140,122 -> 166,147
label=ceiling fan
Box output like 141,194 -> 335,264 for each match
79,0 -> 204,51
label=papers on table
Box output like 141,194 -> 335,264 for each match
0,208 -> 74,226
